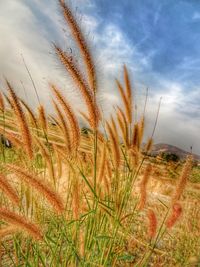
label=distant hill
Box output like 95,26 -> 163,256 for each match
150,143 -> 200,161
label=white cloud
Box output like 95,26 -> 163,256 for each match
141,79 -> 200,154
0,1 -> 58,107
94,23 -> 152,75
0,0 -> 150,111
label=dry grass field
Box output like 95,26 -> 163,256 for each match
0,1 -> 199,266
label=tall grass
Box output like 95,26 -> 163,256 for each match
0,1 -> 199,266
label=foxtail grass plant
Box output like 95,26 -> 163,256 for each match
0,1 -> 199,266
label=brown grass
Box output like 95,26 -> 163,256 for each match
51,85 -> 80,150
138,163 -> 152,210
53,47 -> 99,129
106,122 -> 120,169
0,208 -> 43,240
6,81 -> 33,159
172,156 -> 193,203
0,173 -> 20,206
147,208 -> 157,239
7,164 -> 64,214
166,203 -> 182,229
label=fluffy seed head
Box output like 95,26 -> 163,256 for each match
38,105 -> 47,132
116,79 -> 132,124
6,81 -> 33,159
20,99 -> 38,128
132,123 -> 139,148
51,85 -> 80,150
53,100 -> 71,153
138,164 -> 152,210
58,0 -> 97,92
53,46 -> 100,129
147,209 -> 157,238
7,164 -> 65,214
0,208 -> 43,240
172,156 -> 193,203
166,203 -> 182,229
0,91 -> 5,111
0,173 -> 20,206
106,122 -> 120,169
123,65 -> 133,123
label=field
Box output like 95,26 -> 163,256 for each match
0,1 -> 199,266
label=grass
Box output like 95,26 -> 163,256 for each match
0,1 -> 199,266
190,166 -> 200,183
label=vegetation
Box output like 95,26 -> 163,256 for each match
161,152 -> 180,163
0,1 -> 199,266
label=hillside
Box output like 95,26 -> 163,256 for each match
151,143 -> 200,161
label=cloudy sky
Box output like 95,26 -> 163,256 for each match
0,0 -> 200,153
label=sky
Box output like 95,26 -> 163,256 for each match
0,0 -> 200,153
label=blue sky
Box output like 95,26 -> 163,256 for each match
0,0 -> 200,153
89,0 -> 200,95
